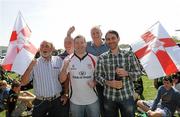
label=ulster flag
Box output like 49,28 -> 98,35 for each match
2,12 -> 37,75
131,21 -> 180,79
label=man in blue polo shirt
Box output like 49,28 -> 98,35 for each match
86,26 -> 109,56
87,26 -> 109,117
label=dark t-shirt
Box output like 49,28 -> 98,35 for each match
151,86 -> 180,115
59,51 -> 69,60
7,89 -> 18,115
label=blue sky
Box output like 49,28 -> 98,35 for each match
1,0 -> 180,49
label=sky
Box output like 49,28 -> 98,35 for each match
1,0 -> 180,49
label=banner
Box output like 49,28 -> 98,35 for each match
131,21 -> 180,79
2,12 -> 37,75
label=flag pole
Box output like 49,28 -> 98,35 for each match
18,11 -> 32,33
147,21 -> 160,31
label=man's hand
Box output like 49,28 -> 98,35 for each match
116,68 -> 128,77
60,94 -> 69,105
62,58 -> 71,72
106,80 -> 123,89
87,80 -> 96,88
67,26 -> 75,37
146,110 -> 154,117
59,58 -> 71,83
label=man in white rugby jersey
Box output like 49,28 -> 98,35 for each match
60,35 -> 100,117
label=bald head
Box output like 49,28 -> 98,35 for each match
64,37 -> 74,54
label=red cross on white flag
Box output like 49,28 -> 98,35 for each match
1,12 -> 37,75
131,21 -> 180,79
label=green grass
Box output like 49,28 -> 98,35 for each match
142,75 -> 157,100
0,111 -> 5,117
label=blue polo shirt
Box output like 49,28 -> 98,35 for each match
86,41 -> 109,56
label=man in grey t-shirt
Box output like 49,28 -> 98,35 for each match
137,76 -> 180,117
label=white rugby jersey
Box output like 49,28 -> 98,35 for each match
66,53 -> 98,105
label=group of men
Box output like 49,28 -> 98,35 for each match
19,26 -> 142,117
18,25 -> 180,117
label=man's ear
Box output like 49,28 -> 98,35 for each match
52,46 -> 55,51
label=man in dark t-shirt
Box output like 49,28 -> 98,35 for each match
137,76 -> 180,117
6,80 -> 21,117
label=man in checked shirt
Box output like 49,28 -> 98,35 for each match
94,30 -> 142,117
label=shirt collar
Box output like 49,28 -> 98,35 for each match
108,47 -> 121,55
74,52 -> 88,61
91,41 -> 106,47
40,56 -> 52,62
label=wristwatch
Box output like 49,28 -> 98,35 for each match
64,93 -> 69,97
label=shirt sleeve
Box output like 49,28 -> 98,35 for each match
29,59 -> 37,82
175,90 -> 180,108
2,89 -> 10,109
29,69 -> 34,82
94,56 -> 106,86
128,51 -> 142,80
151,86 -> 162,110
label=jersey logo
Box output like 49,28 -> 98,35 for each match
70,64 -> 77,70
79,71 -> 86,76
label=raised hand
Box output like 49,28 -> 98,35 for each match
67,26 -> 75,37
